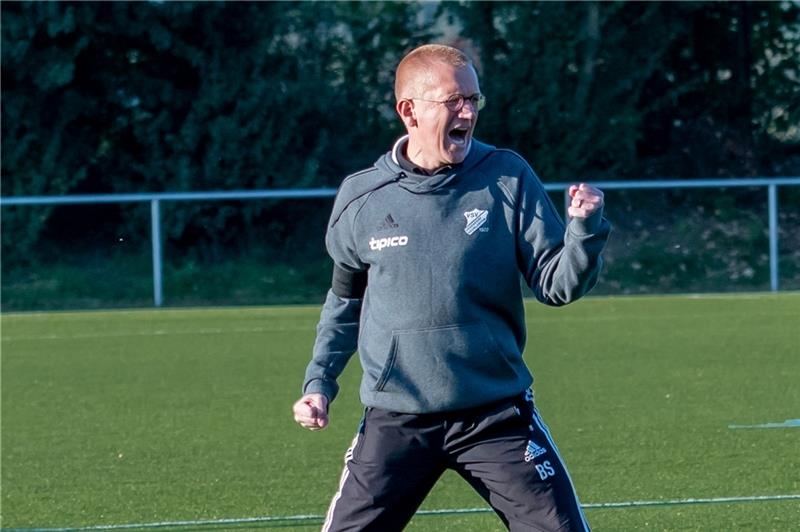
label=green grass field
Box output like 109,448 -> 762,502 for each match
2,293 -> 799,531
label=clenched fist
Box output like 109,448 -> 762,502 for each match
293,393 -> 330,430
567,183 -> 604,219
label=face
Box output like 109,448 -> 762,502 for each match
401,62 -> 481,171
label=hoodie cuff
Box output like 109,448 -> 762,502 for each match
568,206 -> 604,236
303,378 -> 337,403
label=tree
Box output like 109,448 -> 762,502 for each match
2,1 -> 798,269
442,1 -> 799,180
1,1 -> 419,261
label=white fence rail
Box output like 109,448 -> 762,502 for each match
2,177 -> 798,306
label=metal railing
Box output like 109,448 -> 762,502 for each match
2,177 -> 798,306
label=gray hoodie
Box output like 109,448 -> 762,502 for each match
302,138 -> 611,413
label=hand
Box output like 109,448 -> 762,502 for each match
567,183 -> 604,219
293,393 -> 329,430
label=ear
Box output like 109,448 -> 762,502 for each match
396,99 -> 417,129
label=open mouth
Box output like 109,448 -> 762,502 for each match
448,126 -> 469,145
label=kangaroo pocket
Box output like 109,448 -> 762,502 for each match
371,321 -> 521,407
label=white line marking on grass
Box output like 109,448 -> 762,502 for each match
0,326 -> 311,342
10,494 -> 800,531
729,419 -> 800,429
523,309 -> 800,326
2,514 -> 324,531
581,494 -> 800,508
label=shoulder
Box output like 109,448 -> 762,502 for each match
472,147 -> 540,189
478,148 -> 548,206
464,140 -> 534,180
336,166 -> 382,199
333,165 -> 389,213
486,148 -> 536,177
329,163 -> 397,228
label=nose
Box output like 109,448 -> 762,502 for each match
458,100 -> 478,118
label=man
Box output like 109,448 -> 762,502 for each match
293,43 -> 610,531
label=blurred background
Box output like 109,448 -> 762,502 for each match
2,1 -> 799,311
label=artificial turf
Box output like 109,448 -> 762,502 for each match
1,293 -> 798,530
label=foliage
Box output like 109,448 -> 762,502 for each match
443,1 -> 800,180
1,1 -> 419,261
0,252 -> 331,311
2,1 -> 799,297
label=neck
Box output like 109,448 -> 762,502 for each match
404,138 -> 440,174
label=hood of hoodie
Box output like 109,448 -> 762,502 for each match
329,137 -> 495,228
375,136 -> 496,194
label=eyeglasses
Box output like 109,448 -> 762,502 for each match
410,93 -> 486,112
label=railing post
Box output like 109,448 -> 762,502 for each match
151,199 -> 164,307
768,184 -> 779,292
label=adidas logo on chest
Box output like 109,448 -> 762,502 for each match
370,213 -> 408,251
377,214 -> 399,231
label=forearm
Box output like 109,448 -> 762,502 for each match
528,209 -> 611,306
302,288 -> 362,402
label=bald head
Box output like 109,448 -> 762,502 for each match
394,44 -> 475,101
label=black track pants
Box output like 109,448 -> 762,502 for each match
321,390 -> 590,531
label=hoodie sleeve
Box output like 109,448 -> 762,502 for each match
302,289 -> 362,401
515,166 -> 611,306
300,182 -> 368,402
